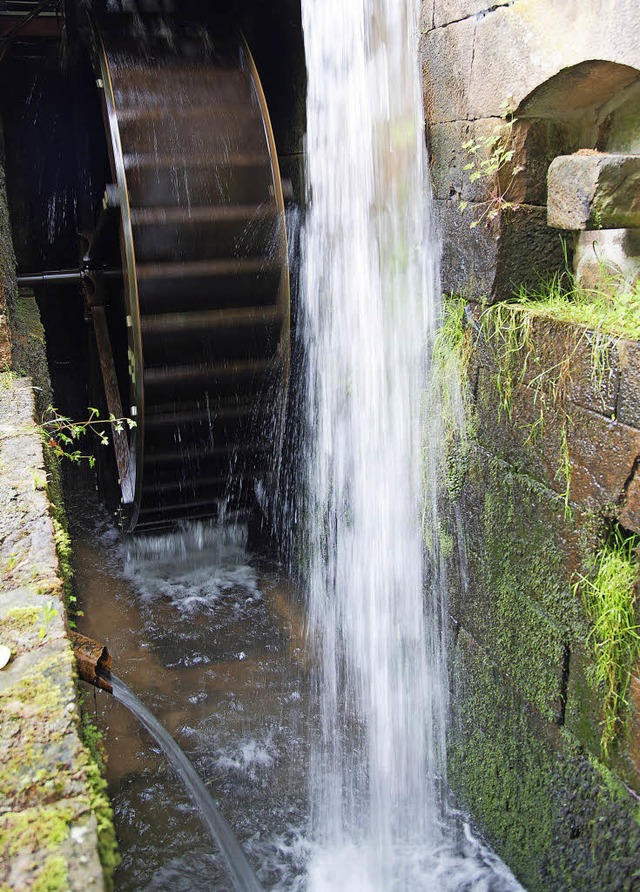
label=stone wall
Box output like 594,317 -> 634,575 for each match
0,123 -> 114,891
421,0 -> 640,302
421,2 -> 640,889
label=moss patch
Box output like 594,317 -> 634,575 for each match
449,630 -> 640,891
78,705 -> 120,887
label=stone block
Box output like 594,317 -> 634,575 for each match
421,18 -> 475,124
437,198 -> 498,298
419,0 -> 434,32
566,403 -> 640,509
428,118 -> 509,203
475,308 -> 621,417
474,363 -> 569,492
0,800 -> 105,892
438,200 -> 566,302
548,153 -> 640,230
618,339 -> 640,429
468,1 -> 640,121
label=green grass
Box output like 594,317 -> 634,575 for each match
512,269 -> 640,342
574,527 -> 640,758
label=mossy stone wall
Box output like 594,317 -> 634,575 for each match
422,3 -> 640,887
440,303 -> 640,889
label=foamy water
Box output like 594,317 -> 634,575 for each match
71,497 -> 523,890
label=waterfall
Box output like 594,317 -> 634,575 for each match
300,0 -> 448,886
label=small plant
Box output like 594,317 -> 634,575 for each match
39,599 -> 58,640
39,406 -> 136,468
458,103 -> 524,229
574,527 -> 640,757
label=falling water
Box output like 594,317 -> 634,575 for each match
300,0 -> 448,888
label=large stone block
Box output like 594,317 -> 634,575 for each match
548,153 -> 640,230
432,0 -> 512,29
419,0 -> 434,32
473,308 -> 622,417
421,18 -> 475,124
474,363 -> 568,490
566,403 -> 640,509
429,118 -> 510,203
468,0 -> 640,120
438,200 -> 566,302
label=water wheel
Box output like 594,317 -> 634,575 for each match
86,19 -> 290,533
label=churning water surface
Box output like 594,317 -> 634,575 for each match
71,500 -> 522,891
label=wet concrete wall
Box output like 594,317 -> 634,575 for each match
421,2 -> 640,889
0,123 -> 114,891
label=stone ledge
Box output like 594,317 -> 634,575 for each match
0,372 -> 108,891
548,152 -> 640,230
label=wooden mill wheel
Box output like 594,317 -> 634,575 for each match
88,19 -> 290,533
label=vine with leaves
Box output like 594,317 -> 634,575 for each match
40,406 -> 136,467
458,104 -> 524,228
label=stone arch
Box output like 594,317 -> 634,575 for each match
508,60 -> 640,289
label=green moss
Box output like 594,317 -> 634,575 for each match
448,630 -> 556,890
6,605 -> 41,629
31,855 -> 68,892
449,631 -> 640,890
78,704 -> 120,888
433,295 -> 477,501
2,804 -> 73,858
451,450 -> 582,722
573,527 -> 640,757
0,651 -> 72,810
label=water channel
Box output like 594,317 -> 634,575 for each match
68,483 -> 522,891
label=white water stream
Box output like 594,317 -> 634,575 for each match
300,1 -> 493,888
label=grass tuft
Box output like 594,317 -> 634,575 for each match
512,267 -> 640,342
574,527 -> 640,758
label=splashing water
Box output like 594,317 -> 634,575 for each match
301,0 -> 449,887
110,675 -> 264,892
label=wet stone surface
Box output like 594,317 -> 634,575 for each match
0,375 -> 106,891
